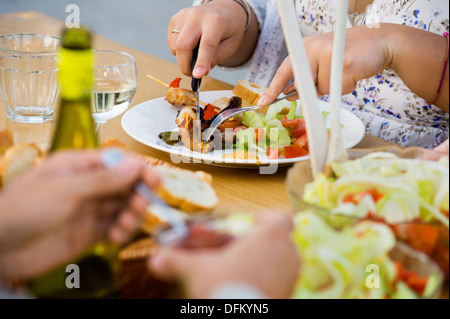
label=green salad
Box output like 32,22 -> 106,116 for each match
303,153 -> 449,227
291,212 -> 439,299
236,100 -> 331,159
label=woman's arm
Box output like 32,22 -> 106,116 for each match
260,23 -> 449,113
386,24 -> 448,111
219,5 -> 259,67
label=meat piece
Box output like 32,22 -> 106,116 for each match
218,118 -> 243,133
166,87 -> 196,107
176,107 -> 197,130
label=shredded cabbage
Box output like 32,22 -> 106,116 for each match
291,212 -> 421,299
303,154 -> 450,227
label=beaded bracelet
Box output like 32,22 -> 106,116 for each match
200,0 -> 252,33
428,32 -> 449,105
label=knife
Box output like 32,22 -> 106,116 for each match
191,42 -> 204,147
191,42 -> 203,120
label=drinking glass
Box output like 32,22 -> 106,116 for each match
0,34 -> 60,123
91,50 -> 137,144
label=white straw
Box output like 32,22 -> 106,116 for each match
326,0 -> 350,165
276,0 -> 329,177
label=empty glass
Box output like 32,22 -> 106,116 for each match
0,34 -> 60,123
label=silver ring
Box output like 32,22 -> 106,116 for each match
171,30 -> 181,34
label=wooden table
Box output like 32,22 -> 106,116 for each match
0,11 -> 447,299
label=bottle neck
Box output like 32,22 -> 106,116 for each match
58,48 -> 94,101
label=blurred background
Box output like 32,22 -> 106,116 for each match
0,0 -> 247,85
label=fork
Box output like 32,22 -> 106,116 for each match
202,90 -> 298,143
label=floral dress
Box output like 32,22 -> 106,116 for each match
245,0 -> 449,148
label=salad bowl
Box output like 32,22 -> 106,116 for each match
286,146 -> 449,280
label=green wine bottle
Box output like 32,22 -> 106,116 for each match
28,27 -> 119,298
50,27 -> 98,151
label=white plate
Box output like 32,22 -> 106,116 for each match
122,90 -> 365,168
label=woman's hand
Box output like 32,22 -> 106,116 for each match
259,25 -> 389,106
168,0 -> 258,78
259,24 -> 448,112
0,150 -> 160,281
148,213 -> 300,299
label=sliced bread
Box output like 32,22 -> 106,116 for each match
233,80 -> 267,107
141,203 -> 189,235
0,143 -> 42,189
153,165 -> 218,213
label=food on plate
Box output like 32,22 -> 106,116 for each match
160,78 -> 335,159
171,96 -> 243,153
233,100 -> 325,160
165,78 -> 197,107
302,153 -> 449,227
233,80 -> 266,107
223,150 -> 259,160
291,211 -> 442,299
233,80 -> 291,114
0,143 -> 42,189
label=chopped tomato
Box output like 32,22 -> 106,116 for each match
395,262 -> 428,295
255,128 -> 265,142
293,134 -> 309,152
203,104 -> 220,120
284,145 -> 309,159
267,147 -> 282,159
169,78 -> 182,88
292,119 -> 307,138
392,223 -> 439,256
281,118 -> 307,138
342,188 -> 384,205
234,126 -> 247,134
281,117 -> 297,127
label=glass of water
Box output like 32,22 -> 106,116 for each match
92,50 -> 137,144
0,34 -> 60,123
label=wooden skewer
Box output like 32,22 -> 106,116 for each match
146,74 -> 207,106
147,74 -> 170,88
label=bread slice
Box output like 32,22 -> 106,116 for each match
233,80 -> 292,115
210,97 -> 232,111
0,143 -> 42,189
153,165 -> 218,213
233,80 -> 267,107
141,203 -> 190,235
0,130 -> 14,155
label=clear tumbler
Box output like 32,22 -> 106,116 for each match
0,34 -> 60,123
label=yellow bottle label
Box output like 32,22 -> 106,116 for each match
58,48 -> 94,101
50,46 -> 98,151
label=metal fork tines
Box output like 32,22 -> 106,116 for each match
202,90 -> 298,143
